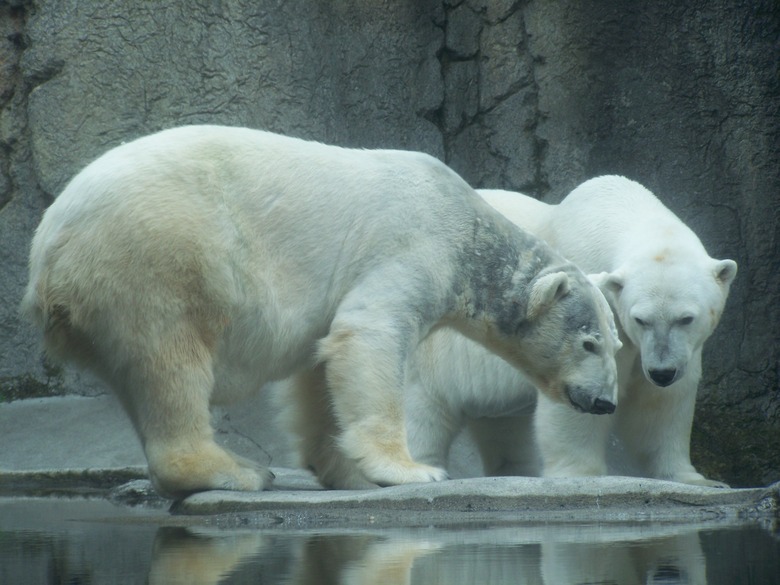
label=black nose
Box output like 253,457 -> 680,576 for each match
590,398 -> 616,415
649,368 -> 677,387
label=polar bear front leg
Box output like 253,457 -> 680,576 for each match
534,393 -> 611,477
319,323 -> 449,487
616,376 -> 728,487
117,326 -> 273,498
283,364 -> 378,489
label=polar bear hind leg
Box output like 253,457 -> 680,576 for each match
114,321 -> 273,498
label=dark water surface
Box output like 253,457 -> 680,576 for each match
1,497 -> 777,584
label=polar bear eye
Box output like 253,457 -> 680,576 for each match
634,317 -> 647,327
583,340 -> 598,354
678,316 -> 694,325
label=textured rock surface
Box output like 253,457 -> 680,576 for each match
1,0 -> 777,487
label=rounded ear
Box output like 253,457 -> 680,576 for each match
600,270 -> 625,298
714,259 -> 737,286
527,271 -> 570,319
587,272 -> 621,341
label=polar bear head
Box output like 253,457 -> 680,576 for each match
601,256 -> 737,387
487,266 -> 622,415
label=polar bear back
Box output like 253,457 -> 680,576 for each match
26,125 -> 481,385
35,125 -> 474,273
548,176 -> 711,273
476,189 -> 552,235
30,125 -> 476,310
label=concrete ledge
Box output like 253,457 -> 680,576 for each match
172,469 -> 779,526
2,466 -> 777,527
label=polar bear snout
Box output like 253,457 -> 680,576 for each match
648,367 -> 678,387
591,397 -> 617,415
565,385 -> 616,415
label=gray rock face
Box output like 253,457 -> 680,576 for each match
1,0 -> 777,487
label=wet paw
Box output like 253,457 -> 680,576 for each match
366,461 -> 449,487
148,442 -> 274,497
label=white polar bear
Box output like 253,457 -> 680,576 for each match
404,270 -> 620,478
479,178 -> 737,486
410,176 -> 734,485
22,125 -> 620,497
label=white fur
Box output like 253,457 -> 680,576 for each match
468,177 -> 736,485
405,327 -> 540,476
22,125 -> 619,496
405,270 -> 620,477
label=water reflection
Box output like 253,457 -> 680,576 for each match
287,534 -> 440,585
144,528 -> 442,585
1,498 -> 777,584
538,527 -> 706,584
148,527 -> 271,585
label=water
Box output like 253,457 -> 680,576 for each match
1,497 -> 777,585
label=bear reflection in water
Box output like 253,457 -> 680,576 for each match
145,524 -> 709,585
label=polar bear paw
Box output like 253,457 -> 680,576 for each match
146,440 -> 274,498
360,459 -> 449,487
307,450 -> 380,490
338,425 -> 449,486
306,445 -> 448,489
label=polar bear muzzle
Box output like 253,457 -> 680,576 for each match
566,385 -> 616,415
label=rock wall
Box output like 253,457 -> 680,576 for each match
1,0 -> 777,486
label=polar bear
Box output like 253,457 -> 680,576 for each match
435,176 -> 734,485
22,125 -> 620,497
404,270 -> 619,478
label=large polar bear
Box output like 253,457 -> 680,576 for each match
407,176 -> 737,486
22,125 -> 620,497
